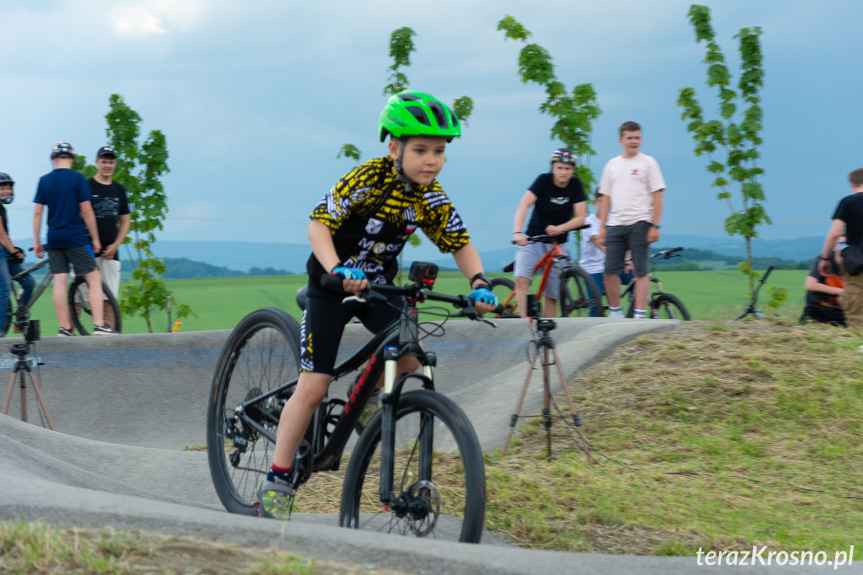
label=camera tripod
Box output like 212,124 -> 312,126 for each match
502,317 -> 592,461
2,342 -> 54,430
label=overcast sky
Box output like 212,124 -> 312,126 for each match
1,0 -> 860,259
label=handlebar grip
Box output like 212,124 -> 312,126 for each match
320,273 -> 347,290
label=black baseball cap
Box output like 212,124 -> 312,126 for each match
96,146 -> 117,159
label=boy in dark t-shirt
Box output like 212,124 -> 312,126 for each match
512,148 -> 587,317
819,168 -> 863,329
256,91 -> 498,521
801,247 -> 846,326
87,146 -> 130,300
33,142 -> 117,336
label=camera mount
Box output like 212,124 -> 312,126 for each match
2,339 -> 53,429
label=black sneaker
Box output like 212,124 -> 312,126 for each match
93,324 -> 119,335
58,327 -> 75,337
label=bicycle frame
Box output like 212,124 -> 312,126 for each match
501,241 -> 570,313
8,258 -> 52,325
223,289 -> 439,501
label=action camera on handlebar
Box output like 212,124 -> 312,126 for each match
408,262 -> 438,288
526,293 -> 542,319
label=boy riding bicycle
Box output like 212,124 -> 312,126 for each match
258,90 -> 498,520
512,148 -> 587,317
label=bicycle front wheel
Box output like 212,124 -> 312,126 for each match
490,277 -> 519,318
68,276 -> 122,335
339,390 -> 486,543
559,267 -> 603,317
651,293 -> 691,320
207,307 -> 301,515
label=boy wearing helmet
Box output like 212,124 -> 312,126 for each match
257,91 -> 498,521
33,143 -> 117,335
512,148 -> 587,317
0,173 -> 35,335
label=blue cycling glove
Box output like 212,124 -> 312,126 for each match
331,267 -> 367,281
468,286 -> 498,306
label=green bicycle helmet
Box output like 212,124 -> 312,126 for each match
379,90 -> 461,143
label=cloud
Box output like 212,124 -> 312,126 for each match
110,0 -> 203,39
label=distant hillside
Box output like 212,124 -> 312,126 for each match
162,257 -> 288,279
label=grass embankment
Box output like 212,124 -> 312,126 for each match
483,319 -> 863,555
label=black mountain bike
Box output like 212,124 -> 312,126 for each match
2,254 -> 122,337
618,247 -> 691,320
206,262 -> 495,543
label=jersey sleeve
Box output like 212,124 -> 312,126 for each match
309,161 -> 379,232
648,156 -> 667,193
419,185 -> 471,254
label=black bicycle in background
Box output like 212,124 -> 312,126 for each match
207,262 -> 498,543
617,247 -> 691,320
2,253 -> 122,337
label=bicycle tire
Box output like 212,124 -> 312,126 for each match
490,277 -> 519,318
339,390 -> 486,543
651,293 -> 691,320
1,295 -> 13,338
207,307 -> 302,515
559,267 -> 603,317
68,276 -> 122,335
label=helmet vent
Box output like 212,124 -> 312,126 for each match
407,106 -> 432,127
427,101 -> 448,128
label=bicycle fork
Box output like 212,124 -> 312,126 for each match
379,346 -> 436,511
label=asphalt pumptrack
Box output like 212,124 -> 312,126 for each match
1,318 -> 810,573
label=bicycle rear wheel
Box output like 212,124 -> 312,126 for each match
339,390 -> 486,543
68,276 -> 122,335
651,293 -> 691,320
207,307 -> 301,515
489,277 -> 519,318
559,267 -> 603,317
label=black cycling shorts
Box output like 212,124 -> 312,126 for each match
299,281 -> 402,375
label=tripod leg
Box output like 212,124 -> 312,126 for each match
542,346 -> 552,460
550,347 -> 594,461
2,373 -> 15,415
19,372 -> 27,423
502,347 -> 540,454
27,371 -> 55,431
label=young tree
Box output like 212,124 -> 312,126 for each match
677,4 -> 767,298
496,15 -> 601,191
77,94 -> 192,331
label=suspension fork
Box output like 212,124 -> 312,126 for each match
378,346 -> 436,505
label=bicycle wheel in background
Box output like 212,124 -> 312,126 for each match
651,293 -> 691,320
68,276 -> 122,335
489,277 -> 519,318
339,390 -> 486,543
559,267 -> 603,317
1,295 -> 14,338
207,307 -> 301,515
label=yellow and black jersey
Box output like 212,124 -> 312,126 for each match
306,156 -> 471,284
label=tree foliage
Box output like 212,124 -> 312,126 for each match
84,94 -> 193,332
497,15 -> 601,191
677,4 -> 766,297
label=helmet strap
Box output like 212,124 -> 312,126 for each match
394,138 -> 415,187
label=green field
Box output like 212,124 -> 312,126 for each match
12,269 -> 809,337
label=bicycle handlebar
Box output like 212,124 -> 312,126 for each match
320,273 -> 504,317
649,247 -> 684,260
512,234 -> 565,245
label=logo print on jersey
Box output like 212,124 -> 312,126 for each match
372,242 -> 386,255
366,218 -> 384,235
631,168 -> 641,176
550,197 -> 568,205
